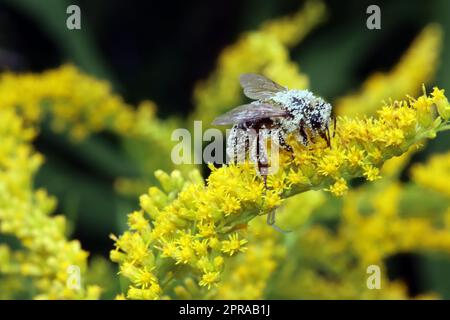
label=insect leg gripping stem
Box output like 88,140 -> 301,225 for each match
266,208 -> 291,233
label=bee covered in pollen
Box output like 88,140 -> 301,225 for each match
212,73 -> 334,230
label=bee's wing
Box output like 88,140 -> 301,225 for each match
240,73 -> 286,100
212,103 -> 288,125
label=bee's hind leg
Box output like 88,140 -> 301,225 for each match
267,209 -> 275,224
299,125 -> 309,146
266,209 -> 291,233
319,129 -> 331,149
277,130 -> 294,161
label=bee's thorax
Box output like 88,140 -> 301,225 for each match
268,89 -> 332,134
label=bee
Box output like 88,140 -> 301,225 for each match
212,73 -> 334,230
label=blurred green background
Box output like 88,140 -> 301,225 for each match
0,0 -> 449,298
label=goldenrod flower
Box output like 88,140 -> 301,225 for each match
259,0 -> 327,47
0,64 -> 189,198
271,174 -> 450,299
135,267 -> 158,289
411,151 -> 450,197
221,234 -> 248,256
0,108 -> 99,299
336,24 -> 442,117
431,87 -> 450,120
326,178 -> 348,196
199,272 -> 221,289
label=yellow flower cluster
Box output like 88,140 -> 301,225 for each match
209,217 -> 283,299
411,150 -> 450,197
211,191 -> 325,300
0,64 -> 188,195
271,220 -> 412,299
342,183 -> 450,266
268,135 -> 450,299
192,0 -> 326,126
0,64 -> 136,140
111,88 -> 450,298
0,108 -> 100,299
110,168 -> 258,299
336,24 -> 442,116
259,0 -> 327,48
283,88 -> 449,197
275,179 -> 450,299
